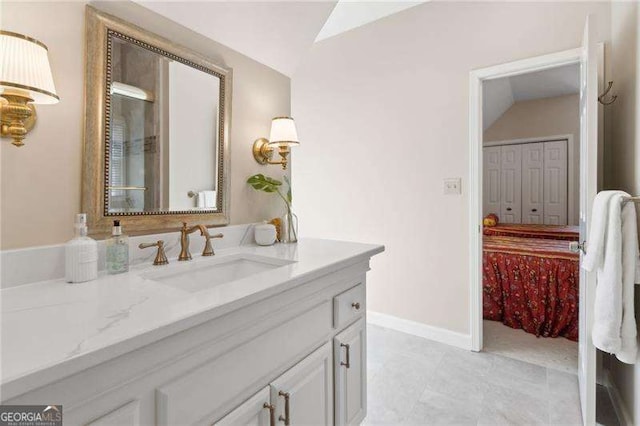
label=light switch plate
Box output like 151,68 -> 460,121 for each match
444,178 -> 462,195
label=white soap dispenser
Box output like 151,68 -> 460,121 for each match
65,213 -> 98,283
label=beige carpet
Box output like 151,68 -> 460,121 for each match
483,320 -> 578,374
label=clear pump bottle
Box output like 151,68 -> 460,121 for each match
106,220 -> 129,274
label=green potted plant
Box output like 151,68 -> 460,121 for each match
247,173 -> 298,243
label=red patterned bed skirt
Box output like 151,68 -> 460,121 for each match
484,224 -> 579,241
483,235 -> 580,341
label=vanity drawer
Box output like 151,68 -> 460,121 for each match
333,283 -> 365,328
155,300 -> 332,425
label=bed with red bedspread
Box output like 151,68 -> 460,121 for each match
483,234 -> 580,341
483,224 -> 579,240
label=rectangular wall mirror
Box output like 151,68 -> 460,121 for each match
83,7 -> 231,236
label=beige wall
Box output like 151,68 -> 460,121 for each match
484,94 -> 580,142
292,2 -> 610,335
606,2 -> 640,423
0,1 -> 291,249
484,94 -> 580,225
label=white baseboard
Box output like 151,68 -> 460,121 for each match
604,369 -> 633,426
367,310 -> 472,350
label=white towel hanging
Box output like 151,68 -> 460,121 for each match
584,190 -> 639,364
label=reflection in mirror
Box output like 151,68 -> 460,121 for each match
107,35 -> 220,214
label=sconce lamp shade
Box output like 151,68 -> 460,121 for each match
268,117 -> 299,146
0,31 -> 59,104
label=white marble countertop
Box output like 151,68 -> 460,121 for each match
1,238 -> 383,400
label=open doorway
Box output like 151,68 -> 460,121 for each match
480,64 -> 581,373
468,32 -> 620,424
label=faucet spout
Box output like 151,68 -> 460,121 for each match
179,222 -> 203,261
178,223 -> 221,261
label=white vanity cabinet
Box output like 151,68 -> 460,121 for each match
334,319 -> 367,426
217,342 -> 334,426
214,387 -> 272,426
270,343 -> 333,425
3,257 -> 374,426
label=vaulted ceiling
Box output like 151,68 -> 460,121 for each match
135,1 -> 428,77
483,63 -> 580,130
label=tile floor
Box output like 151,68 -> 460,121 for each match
483,320 -> 578,374
364,324 -> 583,425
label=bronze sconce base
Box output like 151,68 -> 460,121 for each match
252,138 -> 291,170
0,95 -> 37,147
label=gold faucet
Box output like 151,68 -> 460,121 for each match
139,240 -> 169,265
178,222 -> 224,261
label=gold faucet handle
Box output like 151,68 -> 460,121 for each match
139,240 -> 169,266
202,233 -> 224,257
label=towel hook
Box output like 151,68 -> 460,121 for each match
598,81 -> 617,105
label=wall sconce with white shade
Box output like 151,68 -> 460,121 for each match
252,116 -> 299,170
0,30 -> 59,147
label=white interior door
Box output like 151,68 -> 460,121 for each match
544,140 -> 569,225
578,15 -> 599,426
522,143 -> 544,224
500,145 -> 522,223
483,146 -> 502,217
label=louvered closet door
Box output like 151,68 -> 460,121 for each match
544,140 -> 568,225
521,143 -> 545,224
483,147 -> 501,217
500,145 -> 522,223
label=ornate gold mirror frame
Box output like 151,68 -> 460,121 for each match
82,6 -> 232,237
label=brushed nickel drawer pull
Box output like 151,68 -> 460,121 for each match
340,343 -> 351,368
278,391 -> 290,425
351,302 -> 361,310
263,403 -> 276,426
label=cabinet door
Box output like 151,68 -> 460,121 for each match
214,387 -> 272,426
334,318 -> 366,426
87,401 -> 140,426
521,143 -> 544,224
500,145 -> 522,223
544,140 -> 568,225
483,146 -> 501,217
270,343 -> 333,426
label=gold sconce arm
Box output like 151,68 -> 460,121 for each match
252,138 -> 291,170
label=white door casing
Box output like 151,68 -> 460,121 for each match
522,142 -> 545,224
500,144 -> 522,223
483,146 -> 502,217
469,47 -> 582,352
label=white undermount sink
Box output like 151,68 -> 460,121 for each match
144,253 -> 295,293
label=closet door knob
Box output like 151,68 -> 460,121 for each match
532,209 -> 538,212
506,207 -> 512,211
